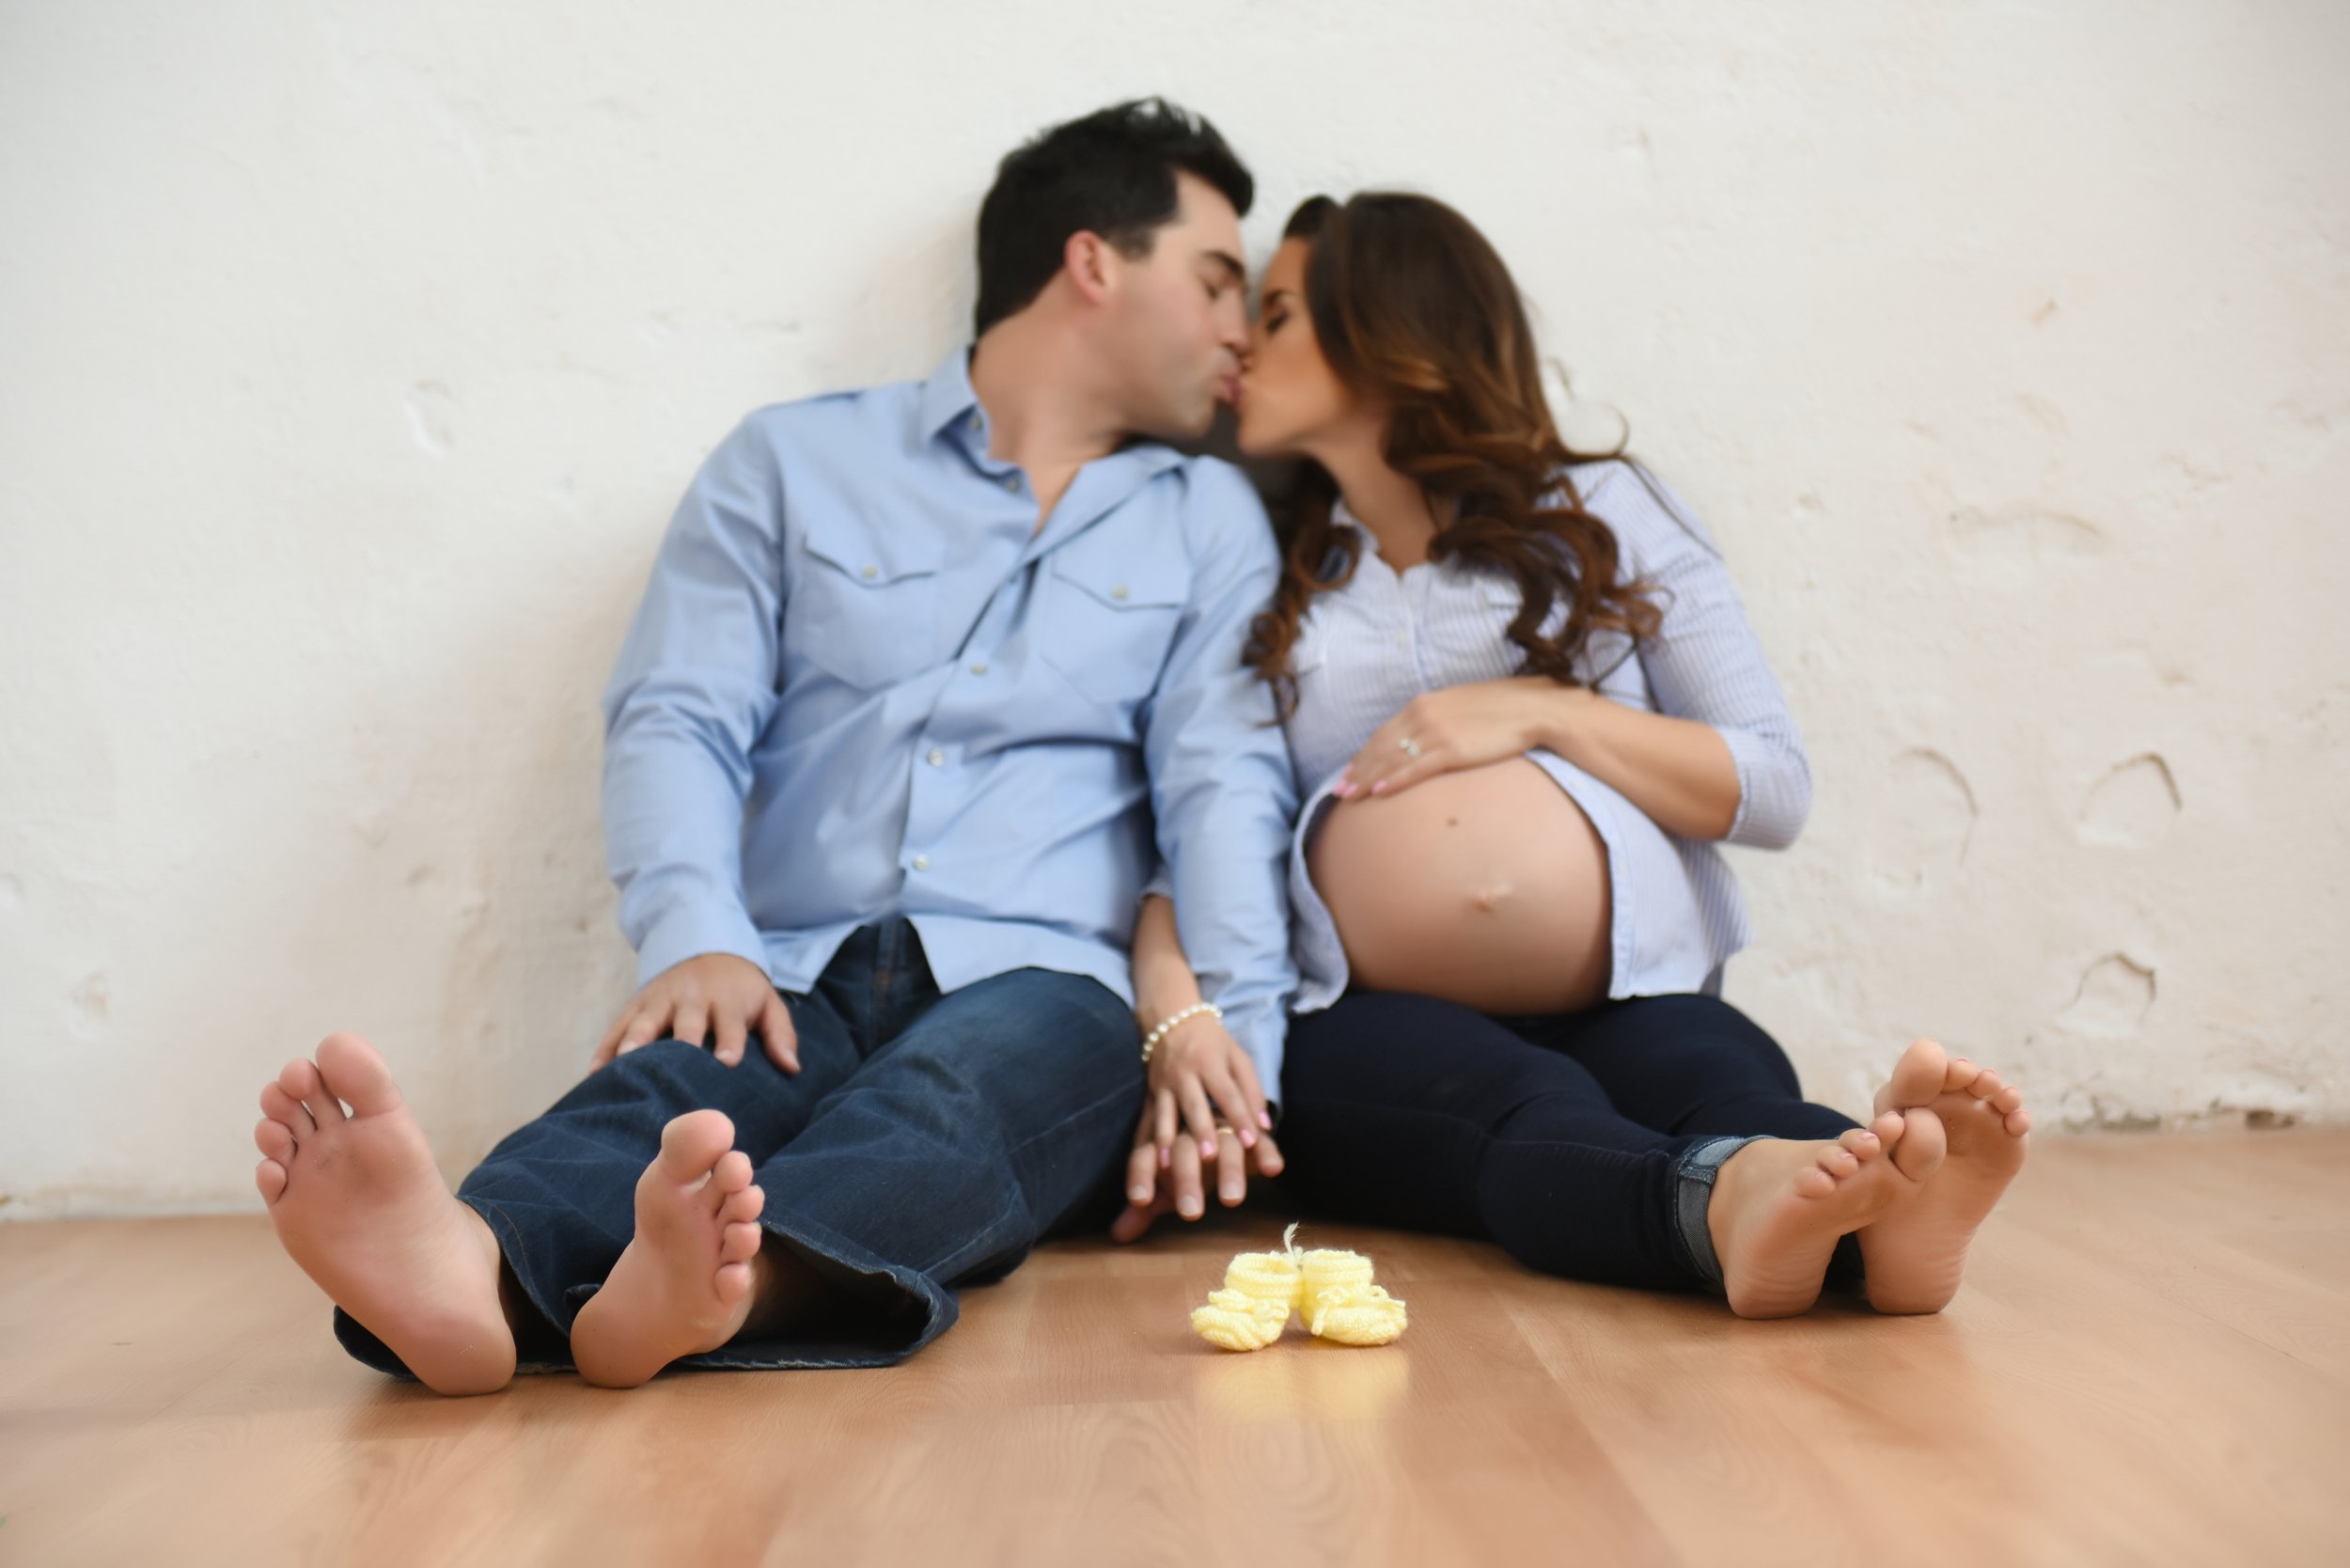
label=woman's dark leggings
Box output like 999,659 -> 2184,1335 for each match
1277,991 -> 1865,1292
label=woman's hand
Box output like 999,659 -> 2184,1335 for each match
1108,1011 -> 1284,1241
1336,677 -> 1583,799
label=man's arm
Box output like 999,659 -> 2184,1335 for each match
1138,463 -> 1300,1107
595,415 -> 799,1070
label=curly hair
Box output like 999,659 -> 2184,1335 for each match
1246,193 -> 1664,714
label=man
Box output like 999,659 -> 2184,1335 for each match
249,99 -> 1296,1393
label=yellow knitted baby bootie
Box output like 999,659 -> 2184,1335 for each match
1191,1226 -> 1406,1350
1191,1224 -> 1306,1352
1300,1246 -> 1408,1347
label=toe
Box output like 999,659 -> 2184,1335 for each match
657,1110 -> 735,1178
1990,1085 -> 2026,1115
2005,1105 -> 2034,1137
1888,1105 -> 1948,1181
719,1185 -> 765,1225
256,1158 -> 288,1203
1819,1147 -> 1859,1178
712,1150 -> 754,1195
255,1118 -> 295,1161
1839,1126 -> 1884,1161
1879,1039 -> 1948,1113
1966,1067 -> 2006,1101
316,1032 -> 403,1118
1794,1166 -> 1836,1199
279,1058 -> 343,1124
720,1221 -> 761,1264
1869,1108 -> 1906,1149
714,1261 -> 752,1307
1944,1057 -> 1986,1093
260,1083 -> 312,1132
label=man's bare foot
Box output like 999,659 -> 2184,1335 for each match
253,1032 -> 515,1395
570,1110 -> 766,1388
1858,1038 -> 2031,1314
1709,1109 -> 1943,1319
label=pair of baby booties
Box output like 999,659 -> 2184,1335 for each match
1191,1225 -> 1409,1350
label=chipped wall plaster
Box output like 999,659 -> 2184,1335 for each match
3,0 -> 2345,1216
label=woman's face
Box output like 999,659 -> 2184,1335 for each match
1234,238 -> 1367,459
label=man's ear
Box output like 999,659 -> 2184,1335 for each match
1062,229 -> 1118,307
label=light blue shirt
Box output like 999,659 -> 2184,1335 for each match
602,349 -> 1300,1087
1280,461 -> 1811,1009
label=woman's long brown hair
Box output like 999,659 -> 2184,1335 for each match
1246,193 -> 1665,713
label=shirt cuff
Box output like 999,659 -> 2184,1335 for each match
1216,998 -> 1287,1115
632,894 -> 771,987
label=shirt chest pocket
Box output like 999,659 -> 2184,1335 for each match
1038,535 -> 1192,711
787,513 -> 945,690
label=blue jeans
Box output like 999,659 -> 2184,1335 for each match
335,920 -> 1142,1375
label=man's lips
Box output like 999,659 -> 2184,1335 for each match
1220,372 -> 1245,407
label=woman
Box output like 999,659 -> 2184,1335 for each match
1115,193 -> 2029,1318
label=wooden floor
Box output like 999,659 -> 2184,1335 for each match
3,1130 -> 2347,1567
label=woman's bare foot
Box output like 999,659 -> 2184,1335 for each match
1858,1039 -> 2031,1314
253,1032 -> 515,1395
569,1110 -> 766,1388
1708,1110 -> 1943,1319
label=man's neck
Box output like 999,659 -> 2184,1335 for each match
968,321 -> 1130,489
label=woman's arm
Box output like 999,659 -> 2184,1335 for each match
1339,678 -> 1741,841
1338,466 -> 1810,848
1133,891 -> 1206,1035
1112,892 -> 1286,1244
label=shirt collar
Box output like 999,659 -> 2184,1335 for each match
918,346 -> 984,447
1328,494 -> 1382,557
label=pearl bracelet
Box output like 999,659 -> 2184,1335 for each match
1140,1001 -> 1222,1064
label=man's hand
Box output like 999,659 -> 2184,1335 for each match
1109,1105 -> 1284,1243
590,952 -> 800,1073
1336,677 -> 1586,798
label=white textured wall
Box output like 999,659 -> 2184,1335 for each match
4,0 -> 2344,1218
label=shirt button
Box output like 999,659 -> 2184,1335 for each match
969,662 -> 988,676
1111,584 -> 1129,601
926,748 -> 946,767
861,564 -> 879,580
968,415 -> 982,435
911,855 -> 931,872
1000,474 -> 1020,493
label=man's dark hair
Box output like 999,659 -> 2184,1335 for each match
973,98 -> 1254,337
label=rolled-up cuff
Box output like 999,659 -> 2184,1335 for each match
1672,1135 -> 1768,1290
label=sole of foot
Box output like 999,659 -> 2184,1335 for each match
254,1032 -> 515,1396
569,1109 -> 766,1389
1711,1108 -> 1944,1319
1858,1038 -> 2031,1315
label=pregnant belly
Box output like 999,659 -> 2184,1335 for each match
1306,757 -> 1613,1015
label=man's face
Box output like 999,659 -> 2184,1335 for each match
1100,171 -> 1250,441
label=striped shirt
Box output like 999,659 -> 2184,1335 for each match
1280,460 -> 1810,1011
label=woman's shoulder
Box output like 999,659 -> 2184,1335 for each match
1554,458 -> 1722,564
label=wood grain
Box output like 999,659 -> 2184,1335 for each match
2,1129 -> 2344,1566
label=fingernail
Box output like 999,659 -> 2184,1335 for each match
1370,780 -> 1386,794
1130,1186 -> 1150,1203
1259,1112 -> 1274,1130
1159,1147 -> 1171,1168
1200,1139 -> 1216,1160
1240,1129 -> 1256,1148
